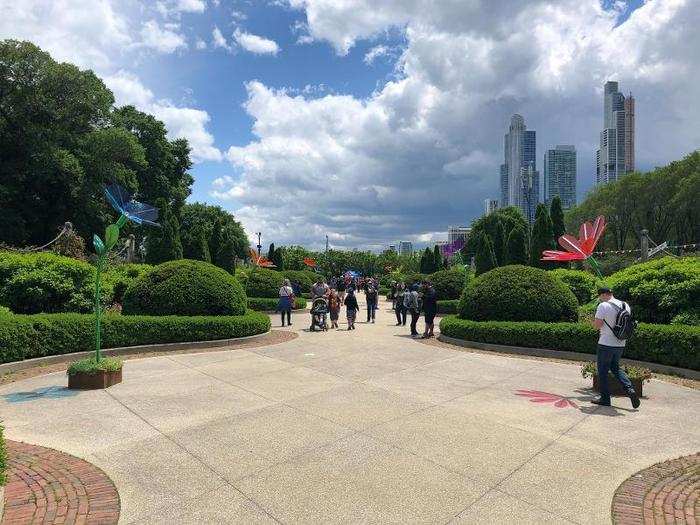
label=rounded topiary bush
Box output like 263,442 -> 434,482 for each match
606,256 -> 699,324
0,251 -> 101,314
245,268 -> 285,298
460,265 -> 578,322
122,259 -> 247,316
430,268 -> 469,300
549,268 -> 598,305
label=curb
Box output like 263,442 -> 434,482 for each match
437,335 -> 700,380
0,330 -> 271,375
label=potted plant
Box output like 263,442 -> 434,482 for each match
581,362 -> 651,397
68,184 -> 160,390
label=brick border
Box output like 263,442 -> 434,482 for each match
2,440 -> 120,525
611,452 -> 699,524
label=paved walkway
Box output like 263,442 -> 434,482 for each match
1,298 -> 698,524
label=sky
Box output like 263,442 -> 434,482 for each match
1,0 -> 698,251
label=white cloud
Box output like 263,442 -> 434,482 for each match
156,0 -> 206,16
195,38 -> 207,50
139,20 -> 187,53
233,29 -> 280,55
106,71 -> 222,162
220,0 -> 700,249
211,26 -> 231,51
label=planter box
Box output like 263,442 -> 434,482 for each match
68,369 -> 122,390
592,374 -> 643,397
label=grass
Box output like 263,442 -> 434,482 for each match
67,356 -> 123,376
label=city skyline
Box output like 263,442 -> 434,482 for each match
0,0 -> 696,250
597,81 -> 636,184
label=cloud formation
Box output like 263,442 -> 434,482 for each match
218,0 -> 700,249
233,29 -> 280,55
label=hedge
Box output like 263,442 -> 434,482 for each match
439,316 -> 700,370
0,424 -> 6,487
0,311 -> 270,364
247,297 -> 307,311
123,259 -> 247,316
549,268 -> 597,305
437,300 -> 460,315
245,268 -> 285,298
430,268 -> 469,300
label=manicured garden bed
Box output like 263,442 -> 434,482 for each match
0,311 -> 270,364
247,297 -> 307,311
439,316 -> 700,370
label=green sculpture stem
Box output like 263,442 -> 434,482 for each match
587,256 -> 603,279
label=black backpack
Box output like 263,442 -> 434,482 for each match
604,301 -> 637,340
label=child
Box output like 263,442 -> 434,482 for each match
329,289 -> 341,328
344,288 -> 359,330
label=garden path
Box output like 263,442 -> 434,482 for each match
1,297 -> 698,524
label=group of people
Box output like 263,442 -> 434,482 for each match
389,280 -> 438,338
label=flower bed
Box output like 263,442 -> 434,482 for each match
0,311 -> 270,364
439,316 -> 700,370
247,297 -> 307,311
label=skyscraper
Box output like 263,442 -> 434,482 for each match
484,198 -> 499,215
398,241 -> 413,256
544,145 -> 577,209
596,81 -> 635,184
447,226 -> 470,244
500,114 -> 538,222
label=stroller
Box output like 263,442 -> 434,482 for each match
310,297 -> 329,331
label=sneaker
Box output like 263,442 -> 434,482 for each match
372,319 -> 375,323
591,398 -> 611,406
628,390 -> 641,409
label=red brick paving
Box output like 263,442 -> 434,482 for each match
611,452 -> 699,524
2,440 -> 119,525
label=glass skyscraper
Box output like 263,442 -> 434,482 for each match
544,145 -> 577,209
596,81 -> 635,184
500,114 -> 539,222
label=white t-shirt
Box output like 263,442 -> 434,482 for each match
595,297 -> 630,347
279,285 -> 294,297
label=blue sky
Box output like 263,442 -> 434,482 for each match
2,0 -> 697,250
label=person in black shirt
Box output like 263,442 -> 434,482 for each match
421,280 -> 438,338
365,282 -> 378,323
345,289 -> 359,330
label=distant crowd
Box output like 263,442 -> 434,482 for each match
277,273 -> 437,338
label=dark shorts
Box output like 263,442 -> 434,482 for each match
424,310 -> 436,324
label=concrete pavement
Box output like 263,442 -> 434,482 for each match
1,298 -> 698,524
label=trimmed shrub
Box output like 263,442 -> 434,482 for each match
671,310 -> 699,326
0,305 -> 11,318
104,263 -> 152,304
437,300 -> 460,315
460,265 -> 578,322
606,256 -> 700,324
282,270 -> 318,293
247,297 -> 307,311
439,316 -> 700,370
0,311 -> 270,364
245,268 -> 285,298
550,269 -> 598,305
0,424 -> 6,486
123,259 -> 246,316
0,251 -> 104,314
430,268 -> 469,300
67,356 -> 123,375
403,272 -> 427,287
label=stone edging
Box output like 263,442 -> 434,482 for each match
611,452 -> 699,524
437,334 -> 700,380
0,330 -> 271,376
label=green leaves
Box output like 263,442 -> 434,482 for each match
93,234 -> 105,255
105,224 -> 120,250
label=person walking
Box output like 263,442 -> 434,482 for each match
337,276 -> 346,304
592,286 -> 640,408
328,289 -> 341,329
365,281 -> 378,323
421,280 -> 437,338
345,288 -> 359,330
394,282 -> 407,326
311,276 -> 330,300
278,278 -> 295,327
405,284 -> 421,337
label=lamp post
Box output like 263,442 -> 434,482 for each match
256,232 -> 262,258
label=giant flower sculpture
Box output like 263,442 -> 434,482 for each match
249,248 -> 275,268
541,215 -> 606,277
92,184 -> 160,361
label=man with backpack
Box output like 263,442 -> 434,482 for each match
592,286 -> 640,409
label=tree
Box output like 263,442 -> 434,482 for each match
505,225 -> 528,265
464,207 -> 528,260
474,232 -> 497,275
492,218 -> 506,266
212,226 -> 237,273
550,196 -> 566,241
271,246 -> 284,270
529,203 -> 554,268
419,247 -> 432,273
267,243 -> 276,261
281,245 -> 314,270
145,198 -> 183,263
433,245 -> 443,273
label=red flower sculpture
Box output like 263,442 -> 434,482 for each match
303,257 -> 317,268
541,215 -> 606,277
249,248 -> 276,268
515,390 -> 578,409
